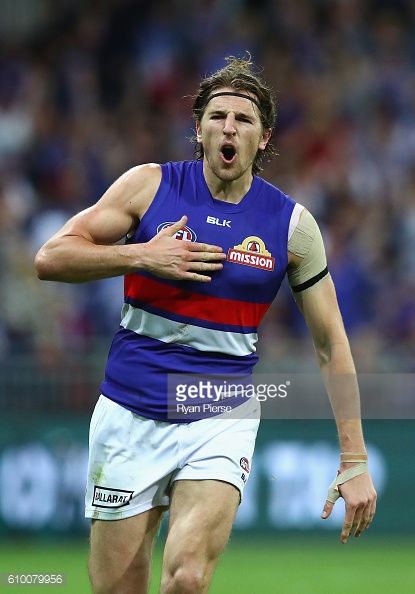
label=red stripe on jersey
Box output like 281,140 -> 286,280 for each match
124,274 -> 269,327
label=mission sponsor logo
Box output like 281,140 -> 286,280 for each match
227,236 -> 275,271
157,222 -> 197,242
92,486 -> 134,508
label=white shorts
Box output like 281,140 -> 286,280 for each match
85,395 -> 260,520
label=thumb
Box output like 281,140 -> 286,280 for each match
162,216 -> 188,237
321,500 -> 334,519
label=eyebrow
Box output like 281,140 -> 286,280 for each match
206,103 -> 259,123
209,107 -> 255,118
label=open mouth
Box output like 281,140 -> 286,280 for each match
221,145 -> 236,163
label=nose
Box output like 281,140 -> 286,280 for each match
223,113 -> 236,135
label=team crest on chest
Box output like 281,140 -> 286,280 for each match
156,222 -> 197,242
227,236 -> 275,271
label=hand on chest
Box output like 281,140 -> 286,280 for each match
170,209 -> 283,297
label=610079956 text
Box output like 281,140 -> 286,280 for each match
0,573 -> 67,587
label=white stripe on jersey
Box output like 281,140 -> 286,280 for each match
288,202 -> 304,240
120,304 -> 258,356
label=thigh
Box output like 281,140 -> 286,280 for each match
160,479 -> 240,593
173,398 -> 260,499
85,395 -> 179,520
89,506 -> 166,594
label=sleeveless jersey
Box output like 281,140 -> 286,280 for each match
101,160 -> 297,422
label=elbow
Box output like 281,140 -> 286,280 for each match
314,335 -> 354,372
34,249 -> 54,280
314,343 -> 331,368
313,333 -> 337,368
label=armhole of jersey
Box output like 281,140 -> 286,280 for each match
138,163 -> 170,224
126,163 -> 169,242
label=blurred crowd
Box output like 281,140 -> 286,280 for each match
1,0 -> 415,373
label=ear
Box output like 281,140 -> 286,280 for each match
195,122 -> 202,143
258,128 -> 272,151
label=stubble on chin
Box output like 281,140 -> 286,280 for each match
206,155 -> 247,183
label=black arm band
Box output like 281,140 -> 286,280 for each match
291,266 -> 329,293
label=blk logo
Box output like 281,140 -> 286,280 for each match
206,216 -> 231,228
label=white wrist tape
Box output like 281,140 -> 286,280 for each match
326,462 -> 368,503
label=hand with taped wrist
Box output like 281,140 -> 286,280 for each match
321,452 -> 377,543
327,453 -> 369,503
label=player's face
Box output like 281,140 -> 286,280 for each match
196,88 -> 271,183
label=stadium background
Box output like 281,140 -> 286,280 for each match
0,0 -> 414,592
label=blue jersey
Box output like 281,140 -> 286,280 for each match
101,160 -> 297,421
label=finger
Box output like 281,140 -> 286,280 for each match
160,216 -> 188,237
321,500 -> 334,519
188,250 -> 227,263
183,271 -> 213,283
354,520 -> 367,537
340,518 -> 354,544
351,514 -> 364,538
356,501 -> 377,536
341,503 -> 361,543
366,500 -> 376,529
186,262 -> 224,275
353,504 -> 371,537
189,242 -> 226,254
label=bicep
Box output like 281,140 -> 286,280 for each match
298,274 -> 357,376
49,163 -> 161,246
296,277 -> 346,347
55,203 -> 136,246
286,208 -> 345,347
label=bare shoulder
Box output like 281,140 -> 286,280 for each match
106,163 -> 162,219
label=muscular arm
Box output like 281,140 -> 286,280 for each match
35,164 -> 226,284
287,208 -> 363,434
296,279 -> 365,447
287,209 -> 377,543
296,280 -> 377,542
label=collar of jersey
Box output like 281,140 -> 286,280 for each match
196,160 -> 261,213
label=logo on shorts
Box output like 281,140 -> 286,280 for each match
92,486 -> 134,508
227,236 -> 275,271
240,457 -> 250,473
157,222 -> 197,242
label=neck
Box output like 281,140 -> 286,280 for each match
202,162 -> 253,204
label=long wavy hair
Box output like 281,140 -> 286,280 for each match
190,54 -> 277,175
